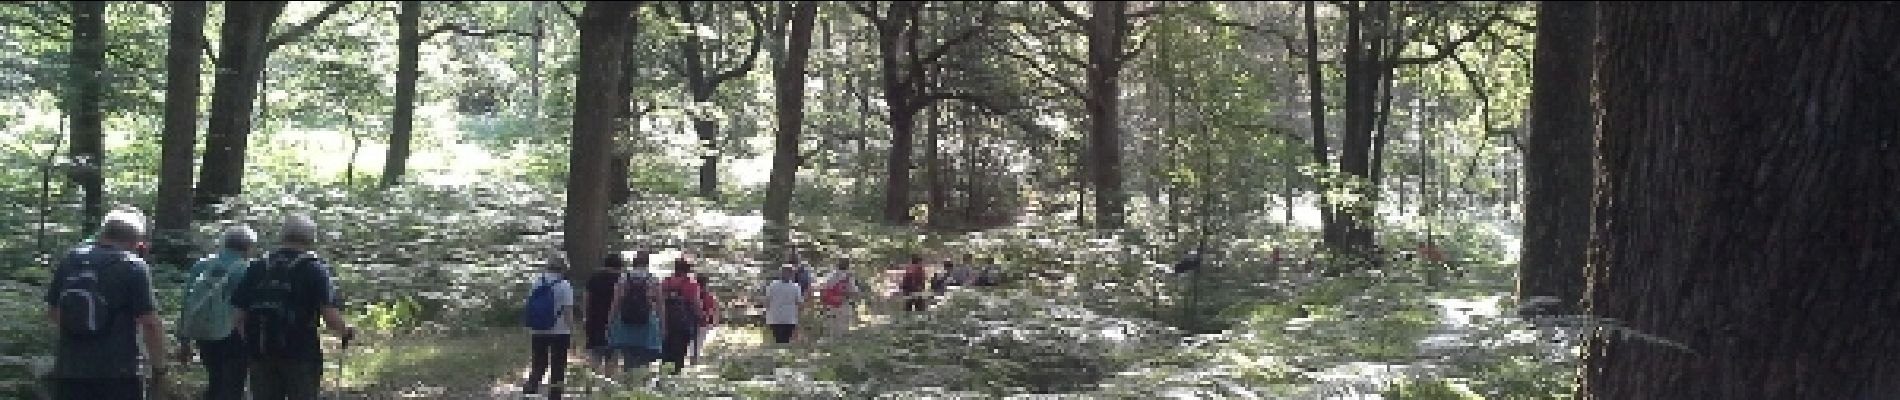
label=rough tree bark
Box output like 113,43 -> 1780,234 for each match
67,1 -> 105,232
1516,0 -> 1593,319
195,1 -> 347,215
1083,0 -> 1129,229
565,0 -> 639,282
762,0 -> 817,250
154,0 -> 206,268
382,0 -> 421,188
1584,3 -> 1900,398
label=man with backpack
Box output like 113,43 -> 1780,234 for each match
657,258 -> 704,375
231,215 -> 356,400
899,255 -> 928,312
819,260 -> 860,338
44,208 -> 170,400
521,251 -> 576,398
174,225 -> 258,400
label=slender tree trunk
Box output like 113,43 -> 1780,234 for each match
683,4 -> 721,201
195,1 -> 286,215
763,0 -> 817,249
383,0 -> 422,188
1084,0 -> 1128,229
67,1 -> 106,232
566,0 -> 640,283
1302,0 -> 1337,246
154,0 -> 206,268
1517,0 -> 1594,319
1584,3 -> 1900,398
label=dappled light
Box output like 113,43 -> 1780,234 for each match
5,1 -> 1896,399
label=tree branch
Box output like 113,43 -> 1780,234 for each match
264,1 -> 352,52
1044,1 -> 1086,26
989,41 -> 1088,105
1393,13 -> 1502,66
425,23 -> 536,40
709,2 -> 767,88
918,24 -> 987,69
850,2 -> 888,29
1128,4 -> 1194,21
557,2 -> 581,24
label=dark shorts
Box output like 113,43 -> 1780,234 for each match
769,324 -> 796,344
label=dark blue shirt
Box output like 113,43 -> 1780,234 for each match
43,244 -> 157,379
229,249 -> 339,362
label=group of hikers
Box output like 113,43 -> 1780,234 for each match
42,208 -> 353,400
520,248 -> 1013,397
39,205 -> 1017,400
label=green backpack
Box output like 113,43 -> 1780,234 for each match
178,252 -> 246,340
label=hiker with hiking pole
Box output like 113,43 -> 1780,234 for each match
231,215 -> 357,400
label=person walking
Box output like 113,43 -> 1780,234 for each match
818,260 -> 860,338
231,215 -> 356,400
521,252 -> 576,398
763,266 -> 804,345
174,225 -> 258,400
657,259 -> 704,375
45,208 -> 170,400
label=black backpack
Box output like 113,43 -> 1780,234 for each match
618,274 -> 653,325
56,246 -> 130,338
247,253 -> 315,359
662,285 -> 700,335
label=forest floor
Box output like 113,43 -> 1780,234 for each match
284,292 -> 1544,399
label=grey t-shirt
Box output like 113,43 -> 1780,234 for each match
43,244 -> 157,379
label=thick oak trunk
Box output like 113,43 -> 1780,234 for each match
565,1 -> 639,282
763,1 -> 817,248
1517,0 -> 1594,318
154,0 -> 207,268
67,1 -> 106,232
1084,0 -> 1128,229
195,1 -> 285,215
1584,3 -> 1900,398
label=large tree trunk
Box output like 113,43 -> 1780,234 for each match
383,0 -> 421,188
762,1 -> 817,249
1084,0 -> 1128,229
154,0 -> 206,268
1516,0 -> 1594,319
1584,3 -> 1900,398
875,4 -> 920,224
566,1 -> 639,282
610,38 -> 639,207
67,1 -> 106,232
1332,1 -> 1385,267
683,11 -> 720,201
195,1 -> 285,215
925,96 -> 946,227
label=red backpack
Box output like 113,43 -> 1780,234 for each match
821,278 -> 848,307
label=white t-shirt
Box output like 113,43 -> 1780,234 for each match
764,279 -> 803,325
529,272 -> 576,335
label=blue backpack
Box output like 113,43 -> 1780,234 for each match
524,277 -> 563,330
